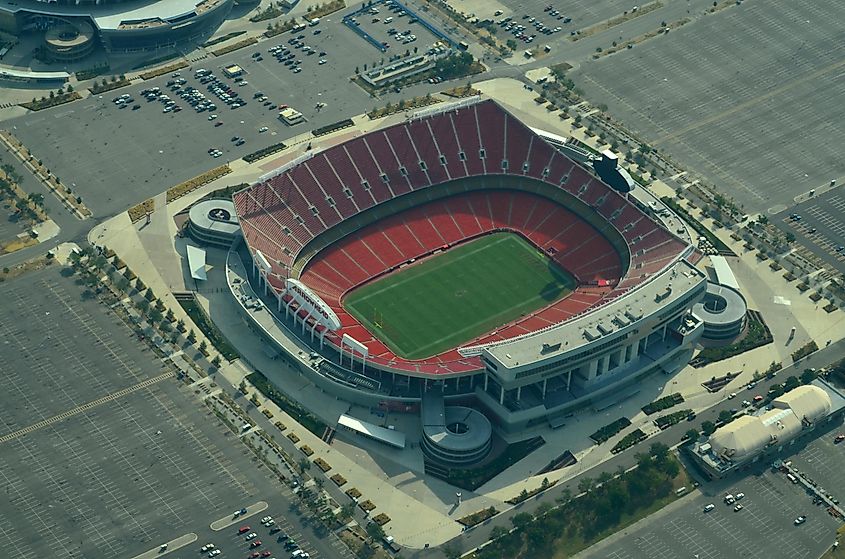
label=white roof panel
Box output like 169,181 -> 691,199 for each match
186,244 -> 207,281
337,414 -> 405,449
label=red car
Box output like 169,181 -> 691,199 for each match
249,553 -> 260,559
249,541 -> 262,549
238,526 -> 251,534
261,552 -> 272,558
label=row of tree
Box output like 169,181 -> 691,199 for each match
459,443 -> 680,559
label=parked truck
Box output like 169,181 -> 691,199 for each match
383,536 -> 401,553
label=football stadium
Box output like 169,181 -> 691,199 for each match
230,99 -> 708,463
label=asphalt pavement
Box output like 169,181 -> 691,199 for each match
419,338 -> 845,558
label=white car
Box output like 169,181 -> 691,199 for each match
208,550 -> 221,558
318,59 -> 327,65
261,515 -> 272,523
208,114 -> 218,120
258,126 -> 269,133
245,532 -> 258,540
201,544 -> 215,552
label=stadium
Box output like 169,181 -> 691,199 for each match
230,99 -> 708,462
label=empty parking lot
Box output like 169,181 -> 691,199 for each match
572,0 -> 845,213
0,266 -> 301,559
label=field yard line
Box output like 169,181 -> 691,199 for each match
347,234 -> 511,305
401,291 -> 560,359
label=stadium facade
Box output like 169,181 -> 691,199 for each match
228,98 -> 707,443
0,0 -> 233,58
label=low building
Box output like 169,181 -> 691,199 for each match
186,198 -> 240,248
687,380 -> 845,479
278,107 -> 304,125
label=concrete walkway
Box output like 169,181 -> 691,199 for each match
88,77 -> 845,550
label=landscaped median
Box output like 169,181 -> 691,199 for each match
139,61 -> 188,81
211,37 -> 258,57
589,417 -> 631,444
457,506 -> 498,528
20,91 -> 81,112
128,198 -> 155,223
247,371 -> 329,437
0,131 -> 91,218
90,77 -> 131,95
642,392 -> 684,415
366,94 -> 440,120
242,142 -> 287,164
166,164 -> 231,203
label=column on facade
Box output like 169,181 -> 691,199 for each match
499,385 -> 505,405
542,378 -> 547,398
516,385 -> 521,401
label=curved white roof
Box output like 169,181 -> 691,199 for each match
772,385 -> 831,421
709,385 -> 833,461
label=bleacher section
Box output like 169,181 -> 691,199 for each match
296,190 -> 623,373
233,99 -> 689,375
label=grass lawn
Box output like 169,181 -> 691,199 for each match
343,232 -> 575,359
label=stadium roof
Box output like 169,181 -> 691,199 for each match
0,0 -> 224,30
484,258 -> 704,369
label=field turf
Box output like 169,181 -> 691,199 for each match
343,232 -> 576,360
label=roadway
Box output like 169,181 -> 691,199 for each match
417,338 -> 845,557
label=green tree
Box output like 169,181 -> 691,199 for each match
149,308 -> 163,324
298,457 -> 311,472
801,369 -> 817,384
784,375 -> 800,391
701,420 -> 716,435
365,521 -> 385,542
511,512 -> 533,530
199,340 -> 208,353
769,384 -> 785,398
489,525 -> 509,541
685,428 -> 699,443
718,409 -> 733,424
187,329 -> 196,343
145,287 -> 155,300
136,298 -> 150,313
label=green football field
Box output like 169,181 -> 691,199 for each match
343,232 -> 576,360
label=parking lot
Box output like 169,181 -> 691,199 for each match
589,435 -> 845,559
572,0 -> 845,213
0,266 -> 341,559
348,0 -> 443,54
781,190 -> 845,272
491,0 -> 629,34
4,13 -> 410,218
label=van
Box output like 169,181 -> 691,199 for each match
787,473 -> 798,483
384,16 -> 393,23
241,423 -> 252,431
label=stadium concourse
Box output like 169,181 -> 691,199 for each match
231,98 -> 707,439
